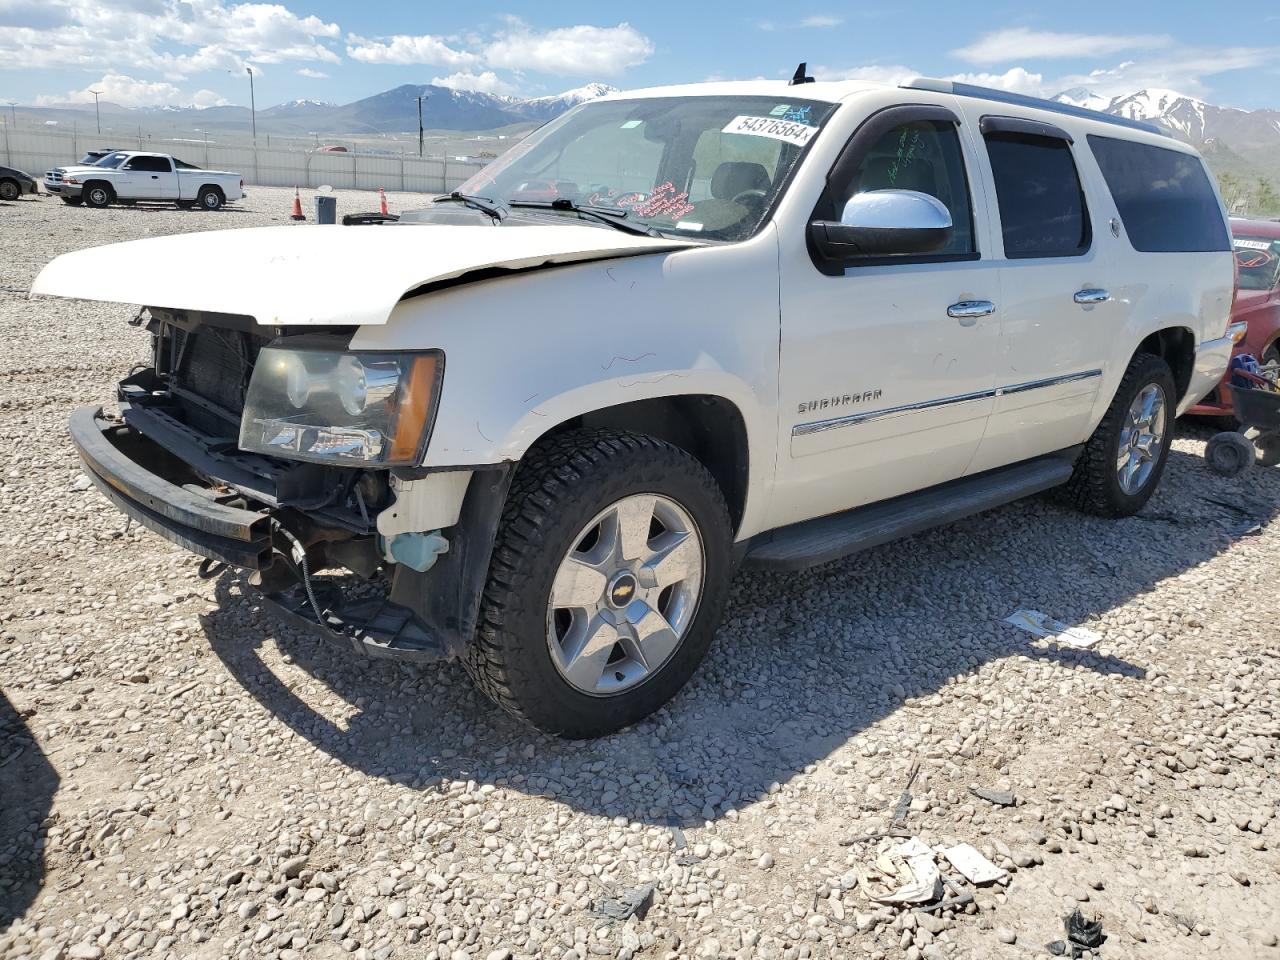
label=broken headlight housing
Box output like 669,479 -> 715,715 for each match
239,338 -> 443,466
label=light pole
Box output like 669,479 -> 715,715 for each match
89,89 -> 102,134
246,66 -> 257,146
415,93 -> 429,157
5,101 -> 15,127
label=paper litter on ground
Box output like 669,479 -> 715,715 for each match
1005,608 -> 1102,648
941,842 -> 1007,885
861,838 -> 943,904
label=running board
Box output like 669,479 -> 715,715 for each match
743,450 -> 1078,572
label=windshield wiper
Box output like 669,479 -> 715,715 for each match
434,191 -> 505,219
508,198 -> 662,237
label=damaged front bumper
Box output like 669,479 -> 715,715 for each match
68,405 -> 509,663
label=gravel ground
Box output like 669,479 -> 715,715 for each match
1,185 -> 1278,960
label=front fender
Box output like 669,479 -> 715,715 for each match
350,229 -> 783,537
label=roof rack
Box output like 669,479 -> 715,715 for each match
899,78 -> 1166,137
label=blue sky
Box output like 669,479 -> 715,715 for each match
1,0 -> 1277,110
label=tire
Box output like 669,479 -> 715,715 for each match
83,183 -> 113,208
465,429 -> 733,738
61,196 -> 83,206
1205,431 -> 1255,476
1064,352 -> 1176,517
0,179 -> 19,201
196,187 -> 223,210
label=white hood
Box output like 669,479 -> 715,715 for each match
30,223 -> 697,326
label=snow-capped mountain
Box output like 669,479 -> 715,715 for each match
1052,87 -> 1280,150
512,83 -> 619,121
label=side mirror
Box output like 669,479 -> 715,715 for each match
810,189 -> 953,260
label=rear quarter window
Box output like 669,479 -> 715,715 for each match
1087,135 -> 1230,253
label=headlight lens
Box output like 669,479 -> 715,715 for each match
239,340 -> 443,466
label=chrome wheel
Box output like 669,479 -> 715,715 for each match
547,493 -> 704,696
1117,383 -> 1167,495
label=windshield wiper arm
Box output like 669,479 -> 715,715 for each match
508,198 -> 662,237
433,191 -> 505,219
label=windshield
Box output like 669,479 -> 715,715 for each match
457,95 -> 837,241
93,152 -> 129,168
1234,235 -> 1280,291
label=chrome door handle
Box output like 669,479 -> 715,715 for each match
947,300 -> 995,325
1074,288 -> 1110,305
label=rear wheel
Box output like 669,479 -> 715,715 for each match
0,179 -> 19,201
196,187 -> 223,210
1064,352 -> 1176,517
83,183 -> 113,208
465,430 -> 733,738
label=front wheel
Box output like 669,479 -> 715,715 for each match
83,184 -> 112,208
1065,352 -> 1176,517
465,430 -> 733,738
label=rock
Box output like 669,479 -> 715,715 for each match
67,947 -> 102,960
279,855 -> 308,880
758,852 -> 775,869
996,928 -> 1017,944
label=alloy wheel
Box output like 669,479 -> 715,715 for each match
1117,383 -> 1167,495
546,493 -> 704,696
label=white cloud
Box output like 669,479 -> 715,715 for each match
296,67 -> 328,79
946,67 -> 1046,94
38,72 -> 183,108
953,28 -> 1172,65
431,70 -> 517,96
484,21 -> 653,76
759,14 -> 843,31
191,88 -> 231,108
0,0 -> 341,77
345,32 -> 479,68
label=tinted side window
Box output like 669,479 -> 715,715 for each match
1088,135 -> 1229,253
985,133 -> 1090,258
125,156 -> 171,172
838,121 -> 975,257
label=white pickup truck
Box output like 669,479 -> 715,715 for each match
44,151 -> 244,210
36,74 -> 1238,738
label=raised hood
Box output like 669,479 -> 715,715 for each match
30,223 -> 698,326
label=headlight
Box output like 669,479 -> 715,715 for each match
239,340 -> 443,466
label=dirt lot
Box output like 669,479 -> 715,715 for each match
1,185 -> 1278,960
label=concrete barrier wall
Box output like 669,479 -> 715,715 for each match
1,127 -> 486,194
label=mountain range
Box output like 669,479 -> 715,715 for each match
26,82 -> 619,136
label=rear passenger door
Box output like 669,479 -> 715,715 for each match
961,114 -> 1126,473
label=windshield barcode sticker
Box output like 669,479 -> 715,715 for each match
1234,238 -> 1272,250
721,115 -> 818,145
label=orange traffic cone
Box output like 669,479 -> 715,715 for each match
290,186 -> 305,221
379,187 -> 389,216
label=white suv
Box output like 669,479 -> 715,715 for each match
38,74 -> 1237,737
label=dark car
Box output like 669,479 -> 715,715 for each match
1187,217 -> 1280,420
0,164 -> 39,200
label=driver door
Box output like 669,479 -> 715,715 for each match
770,105 -> 1000,530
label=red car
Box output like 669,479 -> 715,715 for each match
1187,217 -> 1280,420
